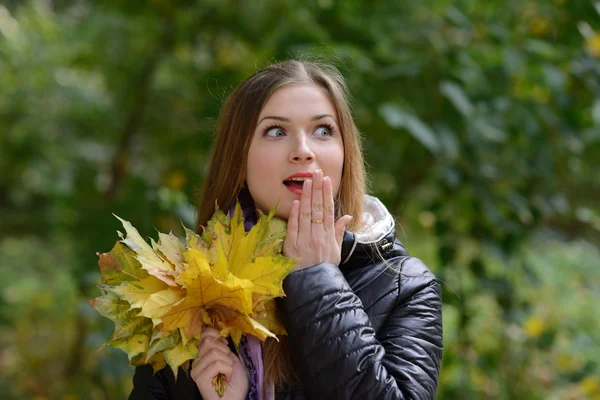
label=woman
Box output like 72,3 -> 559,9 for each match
130,60 -> 443,400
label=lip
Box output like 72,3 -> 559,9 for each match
284,172 -> 314,181
283,172 -> 314,195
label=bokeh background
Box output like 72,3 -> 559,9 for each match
1,0 -> 599,399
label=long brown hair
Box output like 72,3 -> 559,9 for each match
195,59 -> 366,390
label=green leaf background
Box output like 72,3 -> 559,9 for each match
0,0 -> 598,398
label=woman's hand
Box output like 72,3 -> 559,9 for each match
283,169 -> 353,271
191,328 -> 249,400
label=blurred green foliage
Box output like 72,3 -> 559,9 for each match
0,0 -> 599,398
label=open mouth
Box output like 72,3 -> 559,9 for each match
283,177 -> 311,190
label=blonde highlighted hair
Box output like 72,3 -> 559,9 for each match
195,59 -> 366,391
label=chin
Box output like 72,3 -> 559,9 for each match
270,199 -> 291,221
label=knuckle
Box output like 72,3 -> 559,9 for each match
312,203 -> 323,211
301,211 -> 311,219
326,204 -> 335,214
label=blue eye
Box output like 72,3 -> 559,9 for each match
314,124 -> 334,137
264,126 -> 286,137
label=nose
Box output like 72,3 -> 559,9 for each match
289,135 -> 315,163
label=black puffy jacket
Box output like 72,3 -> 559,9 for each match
130,196 -> 443,400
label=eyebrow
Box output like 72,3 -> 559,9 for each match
257,114 -> 335,125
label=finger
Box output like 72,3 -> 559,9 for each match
199,327 -> 220,339
286,200 -> 299,249
191,348 -> 233,374
311,169 -> 324,236
323,176 -> 335,235
198,339 -> 231,360
198,332 -> 231,359
193,360 -> 234,384
298,179 -> 312,240
335,215 -> 353,247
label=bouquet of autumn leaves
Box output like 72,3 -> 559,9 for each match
90,203 -> 297,394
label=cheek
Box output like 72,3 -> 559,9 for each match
321,147 -> 344,195
247,145 -> 270,178
246,143 -> 282,193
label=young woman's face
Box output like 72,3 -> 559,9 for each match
246,84 -> 344,220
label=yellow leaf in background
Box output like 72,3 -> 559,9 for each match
112,275 -> 169,310
165,170 -> 187,190
114,215 -> 178,287
524,317 -> 545,338
586,33 -> 600,58
530,17 -> 550,36
554,354 -> 580,372
139,287 -> 185,321
163,338 -> 199,380
98,241 -> 149,285
580,375 -> 600,397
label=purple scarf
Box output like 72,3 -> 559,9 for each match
228,189 -> 273,400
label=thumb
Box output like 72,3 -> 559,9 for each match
335,215 -> 353,247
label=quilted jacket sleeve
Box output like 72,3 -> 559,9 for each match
279,260 -> 443,400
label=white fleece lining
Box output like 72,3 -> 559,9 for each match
342,195 -> 395,263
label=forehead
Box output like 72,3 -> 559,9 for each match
258,84 -> 338,120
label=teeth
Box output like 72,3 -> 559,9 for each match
289,177 -> 311,182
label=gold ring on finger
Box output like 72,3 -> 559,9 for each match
311,219 -> 323,224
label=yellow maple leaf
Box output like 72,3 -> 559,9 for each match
112,275 -> 169,311
586,33 -> 600,58
91,291 -> 152,341
153,231 -> 186,274
92,201 -> 296,379
252,299 -> 286,336
97,241 -> 149,285
114,215 -> 178,287
146,330 -> 181,362
161,248 -> 254,338
163,338 -> 199,380
111,333 -> 149,362
183,225 -> 206,252
139,286 -> 186,323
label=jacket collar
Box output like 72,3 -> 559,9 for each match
340,195 -> 408,270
